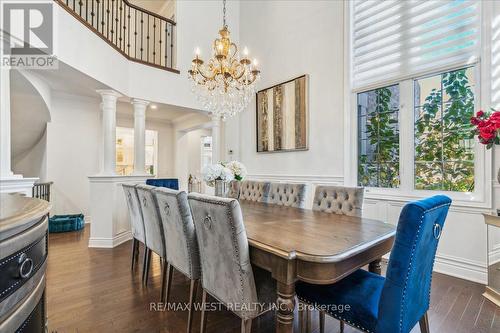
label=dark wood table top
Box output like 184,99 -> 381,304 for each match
240,201 -> 396,263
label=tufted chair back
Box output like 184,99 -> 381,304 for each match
312,185 -> 364,216
136,184 -> 166,258
122,184 -> 146,243
154,188 -> 200,280
227,180 -> 241,199
377,195 -> 451,333
269,183 -> 306,208
239,180 -> 271,203
188,193 -> 260,320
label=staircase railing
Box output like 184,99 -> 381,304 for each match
32,182 -> 53,202
55,0 -> 178,73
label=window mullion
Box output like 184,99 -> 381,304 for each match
398,79 -> 414,192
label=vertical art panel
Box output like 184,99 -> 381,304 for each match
256,75 -> 308,152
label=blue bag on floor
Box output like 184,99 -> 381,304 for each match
49,214 -> 85,233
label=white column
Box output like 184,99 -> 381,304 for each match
97,90 -> 121,176
0,66 -> 14,178
131,99 -> 149,175
211,115 -> 221,162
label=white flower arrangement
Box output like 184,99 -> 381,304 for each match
202,163 -> 234,187
226,161 -> 247,181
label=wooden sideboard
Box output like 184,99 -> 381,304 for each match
483,213 -> 500,307
0,194 -> 51,332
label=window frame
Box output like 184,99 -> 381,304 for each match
344,0 -> 493,209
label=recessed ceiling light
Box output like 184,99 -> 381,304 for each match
150,104 -> 158,109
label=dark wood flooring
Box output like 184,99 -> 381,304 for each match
46,227 -> 500,333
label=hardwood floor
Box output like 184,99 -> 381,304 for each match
47,227 -> 500,333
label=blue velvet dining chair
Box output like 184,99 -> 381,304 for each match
146,178 -> 179,190
297,195 -> 452,333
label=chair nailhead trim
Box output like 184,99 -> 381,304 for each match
398,202 -> 450,333
297,298 -> 373,333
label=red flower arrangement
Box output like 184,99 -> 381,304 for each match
470,109 -> 500,148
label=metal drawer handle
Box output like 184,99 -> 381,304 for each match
18,253 -> 34,279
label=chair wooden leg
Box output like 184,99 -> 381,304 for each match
419,312 -> 430,333
160,258 -> 167,303
164,263 -> 174,304
200,289 -> 208,333
241,318 -> 252,333
187,279 -> 198,333
143,248 -> 151,286
131,238 -> 138,271
368,258 -> 382,275
319,311 -> 325,333
340,320 -> 345,333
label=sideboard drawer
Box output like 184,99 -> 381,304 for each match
0,218 -> 48,304
0,275 -> 46,333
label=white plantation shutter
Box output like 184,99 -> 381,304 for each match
351,0 -> 480,90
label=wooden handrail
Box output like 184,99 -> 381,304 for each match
54,0 -> 179,73
122,0 -> 175,25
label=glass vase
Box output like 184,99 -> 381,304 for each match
214,180 -> 227,197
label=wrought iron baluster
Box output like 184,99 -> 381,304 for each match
106,0 -> 110,39
170,24 -> 174,68
153,17 -> 156,64
119,0 -> 123,51
140,12 -> 144,60
147,15 -> 150,63
127,6 -> 131,56
159,20 -> 162,67
85,0 -> 88,21
135,9 -> 138,59
165,22 -> 169,67
91,0 -> 95,28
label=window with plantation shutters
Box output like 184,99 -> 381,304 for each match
351,0 -> 480,90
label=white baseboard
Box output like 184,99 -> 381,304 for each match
88,230 -> 132,248
433,254 -> 487,284
84,216 -> 91,224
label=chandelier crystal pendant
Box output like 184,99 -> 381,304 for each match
188,0 -> 260,120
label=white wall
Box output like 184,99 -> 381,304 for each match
172,113 -> 211,190
224,0 -> 344,181
46,93 -> 101,217
116,115 -> 175,178
12,128 -> 47,181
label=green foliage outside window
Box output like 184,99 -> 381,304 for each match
358,68 -> 475,192
358,86 -> 400,188
414,68 -> 475,192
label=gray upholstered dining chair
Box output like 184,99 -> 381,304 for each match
122,184 -> 146,275
269,183 -> 306,208
309,185 -> 365,332
154,187 -> 201,333
312,185 -> 364,216
239,180 -> 271,203
135,184 -> 168,301
188,193 -> 275,333
226,180 -> 241,199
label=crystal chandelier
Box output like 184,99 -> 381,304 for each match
188,0 -> 260,120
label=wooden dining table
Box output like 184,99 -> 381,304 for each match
240,201 -> 396,333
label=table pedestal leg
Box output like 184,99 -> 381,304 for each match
276,282 -> 295,333
369,258 -> 382,275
